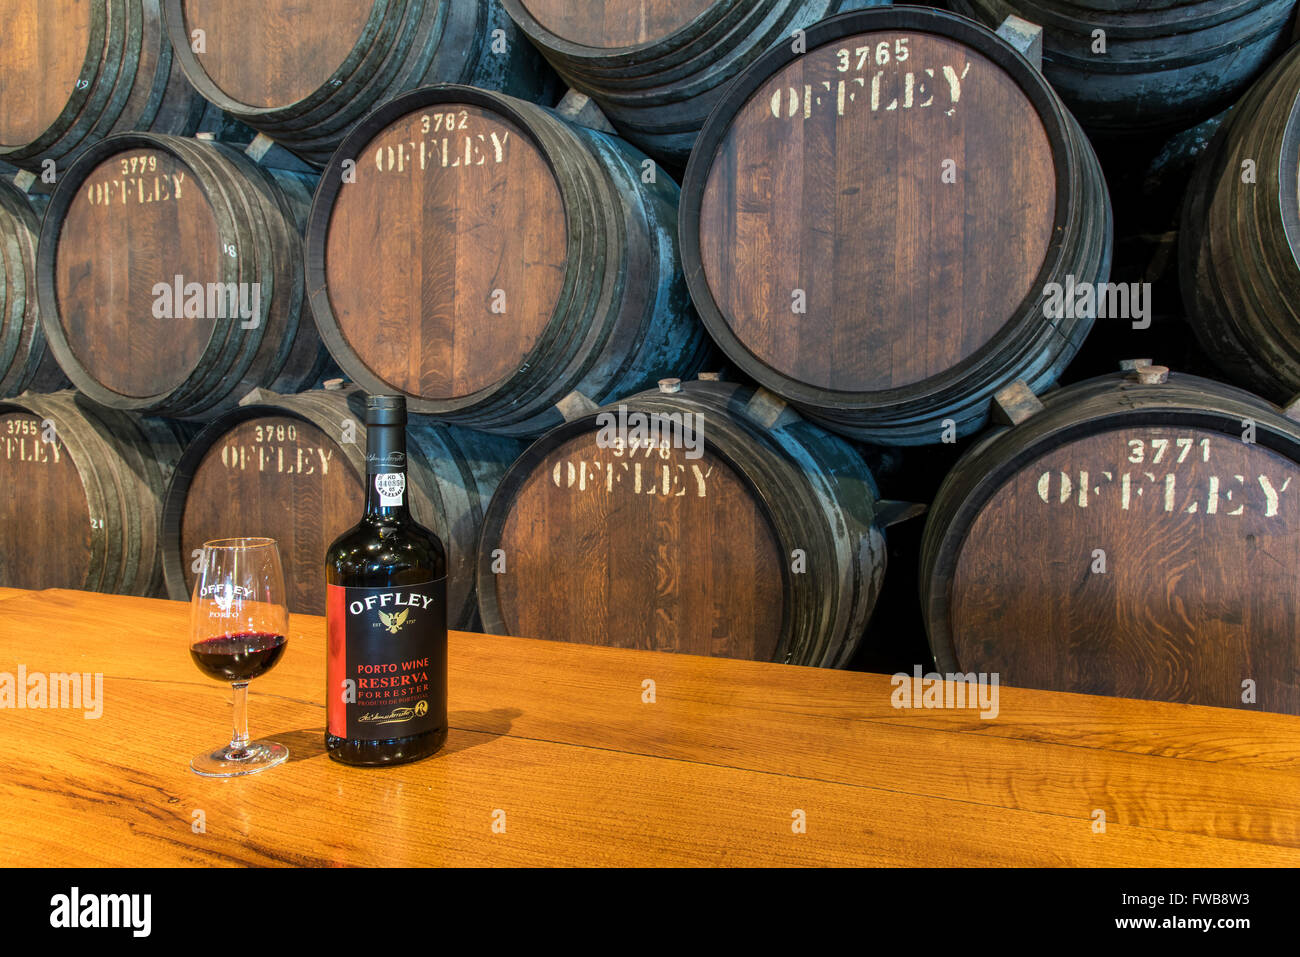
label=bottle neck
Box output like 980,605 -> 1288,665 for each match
364,423 -> 410,520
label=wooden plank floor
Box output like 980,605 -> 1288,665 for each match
0,588 -> 1297,866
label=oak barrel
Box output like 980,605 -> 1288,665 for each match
37,133 -> 332,421
948,0 -> 1297,135
162,0 -> 557,167
476,378 -> 890,667
679,6 -> 1112,445
306,84 -> 711,438
0,390 -> 191,595
1179,42 -> 1300,404
0,181 -> 66,397
500,0 -> 890,167
161,386 -> 522,623
921,365 -> 1300,714
0,0 -> 204,172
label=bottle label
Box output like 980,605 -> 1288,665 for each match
374,471 -> 405,506
326,578 -> 447,741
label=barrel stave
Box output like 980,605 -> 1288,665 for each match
1179,44 -> 1300,402
0,0 -> 204,173
163,0 -> 557,168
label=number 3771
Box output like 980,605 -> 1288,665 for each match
1127,437 -> 1210,464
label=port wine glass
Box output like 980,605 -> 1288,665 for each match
189,537 -> 290,776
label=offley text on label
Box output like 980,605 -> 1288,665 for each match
372,110 -> 512,173
348,590 -> 438,615
1034,436 -> 1294,517
769,36 -> 971,119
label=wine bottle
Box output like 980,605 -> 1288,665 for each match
325,395 -> 448,766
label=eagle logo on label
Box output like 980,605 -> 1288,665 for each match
379,608 -> 410,634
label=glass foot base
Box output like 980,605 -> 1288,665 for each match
191,740 -> 288,777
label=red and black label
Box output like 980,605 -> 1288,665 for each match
326,579 -> 446,741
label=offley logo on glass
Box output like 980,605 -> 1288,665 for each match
198,582 -> 251,615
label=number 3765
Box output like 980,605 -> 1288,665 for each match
836,38 -> 909,71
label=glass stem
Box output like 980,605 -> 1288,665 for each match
229,682 -> 250,756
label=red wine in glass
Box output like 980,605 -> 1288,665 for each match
190,632 -> 288,683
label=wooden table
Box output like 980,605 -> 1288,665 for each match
0,588 -> 1298,866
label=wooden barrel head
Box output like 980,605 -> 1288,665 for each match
0,0 -> 94,148
179,415 -> 362,613
517,0 -> 714,48
697,30 -> 1056,392
489,431 -> 786,658
53,147 -> 222,399
323,103 -> 567,400
951,426 -> 1300,707
0,410 -> 91,589
180,0 -> 377,108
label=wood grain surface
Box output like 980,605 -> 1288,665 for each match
518,0 -> 712,48
952,425 -> 1300,710
0,588 -> 1298,866
323,103 -> 566,400
697,29 -> 1056,392
0,0 -> 93,147
182,0 -> 375,109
